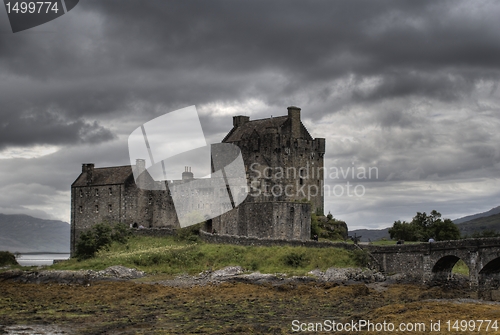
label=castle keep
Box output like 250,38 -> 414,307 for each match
71,106 -> 325,255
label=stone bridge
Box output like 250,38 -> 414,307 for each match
364,238 -> 500,300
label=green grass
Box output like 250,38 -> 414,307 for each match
452,259 -> 470,276
51,236 -> 361,276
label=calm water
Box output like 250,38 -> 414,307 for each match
16,253 -> 70,266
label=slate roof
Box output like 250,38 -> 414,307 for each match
223,116 -> 288,142
72,165 -> 134,187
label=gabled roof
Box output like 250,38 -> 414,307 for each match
72,165 -> 134,187
223,116 -> 288,142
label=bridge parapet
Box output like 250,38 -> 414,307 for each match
362,238 -> 500,300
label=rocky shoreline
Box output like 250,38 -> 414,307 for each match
0,265 -> 411,287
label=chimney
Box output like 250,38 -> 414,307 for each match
136,159 -> 146,176
233,115 -> 250,127
182,166 -> 194,181
287,106 -> 301,138
82,163 -> 94,185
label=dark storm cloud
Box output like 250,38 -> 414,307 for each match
1,0 -> 500,226
0,107 -> 115,149
2,0 -> 499,145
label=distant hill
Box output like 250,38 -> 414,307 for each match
348,228 -> 390,242
456,212 -> 500,237
349,205 -> 500,242
0,214 -> 70,253
453,206 -> 500,224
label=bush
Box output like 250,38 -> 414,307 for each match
283,251 -> 309,268
75,221 -> 131,260
352,249 -> 369,267
311,213 -> 348,240
111,222 -> 133,243
175,222 -> 203,242
0,251 -> 18,266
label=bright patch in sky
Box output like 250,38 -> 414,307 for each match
198,99 -> 268,117
0,145 -> 60,159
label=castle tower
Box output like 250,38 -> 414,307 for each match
215,106 -> 325,240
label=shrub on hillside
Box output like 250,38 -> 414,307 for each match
0,251 -> 19,266
283,251 -> 309,268
175,222 -> 203,242
311,212 -> 348,241
352,249 -> 369,267
75,222 -> 131,260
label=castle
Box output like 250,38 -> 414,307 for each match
71,106 -> 325,255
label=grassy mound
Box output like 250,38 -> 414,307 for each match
52,236 -> 360,276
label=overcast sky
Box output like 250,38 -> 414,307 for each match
1,0 -> 499,229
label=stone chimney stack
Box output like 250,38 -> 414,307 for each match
82,163 -> 94,185
287,106 -> 301,138
136,159 -> 146,176
182,166 -> 194,181
233,115 -> 250,127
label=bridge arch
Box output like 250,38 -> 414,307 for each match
431,255 -> 470,283
478,257 -> 500,300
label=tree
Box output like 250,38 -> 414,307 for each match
389,210 -> 460,242
389,220 -> 422,241
430,218 -> 460,241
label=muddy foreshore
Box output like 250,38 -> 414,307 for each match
1,266 -> 490,335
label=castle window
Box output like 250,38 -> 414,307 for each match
109,187 -> 112,195
79,189 -> 83,198
148,196 -> 153,205
95,205 -> 99,213
79,206 -> 82,213
95,188 -> 99,196
108,204 -> 112,212
299,168 -> 305,185
145,208 -> 149,214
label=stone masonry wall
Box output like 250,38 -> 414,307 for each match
199,230 -> 356,250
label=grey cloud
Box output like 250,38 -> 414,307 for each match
1,0 -> 500,227
0,109 -> 115,149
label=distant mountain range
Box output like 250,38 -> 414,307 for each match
455,212 -> 500,237
0,214 -> 70,253
348,228 -> 390,242
452,206 -> 500,224
350,205 -> 500,242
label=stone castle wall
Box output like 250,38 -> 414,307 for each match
71,107 -> 326,254
199,229 -> 356,250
